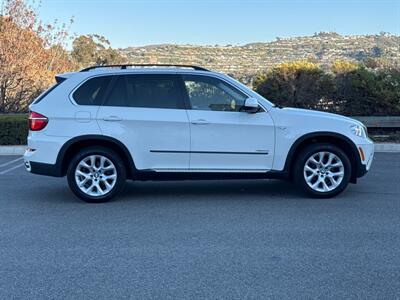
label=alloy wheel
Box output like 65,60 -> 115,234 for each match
303,151 -> 345,193
75,155 -> 117,197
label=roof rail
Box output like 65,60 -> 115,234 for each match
80,64 -> 209,72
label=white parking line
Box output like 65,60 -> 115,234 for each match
0,157 -> 23,169
0,163 -> 24,175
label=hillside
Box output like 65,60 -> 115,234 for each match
120,32 -> 400,80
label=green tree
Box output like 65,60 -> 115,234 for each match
71,34 -> 126,67
335,67 -> 400,116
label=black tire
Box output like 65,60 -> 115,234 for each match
293,143 -> 351,198
67,146 -> 126,203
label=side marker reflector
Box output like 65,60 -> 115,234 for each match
358,147 -> 365,161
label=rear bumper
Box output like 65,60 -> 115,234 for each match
23,132 -> 65,177
26,161 -> 62,177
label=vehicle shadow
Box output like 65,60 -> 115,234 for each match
118,179 -> 303,202
29,177 -> 315,205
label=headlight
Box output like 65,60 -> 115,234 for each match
350,124 -> 367,138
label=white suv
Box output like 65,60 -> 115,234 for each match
24,64 -> 374,203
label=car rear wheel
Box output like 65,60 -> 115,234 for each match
67,147 -> 126,203
294,143 -> 351,198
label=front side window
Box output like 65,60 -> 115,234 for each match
104,75 -> 183,109
73,76 -> 112,105
182,75 -> 247,112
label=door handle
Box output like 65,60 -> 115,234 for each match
103,116 -> 122,122
191,119 -> 209,125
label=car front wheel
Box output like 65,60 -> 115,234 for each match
294,143 -> 351,198
67,146 -> 126,203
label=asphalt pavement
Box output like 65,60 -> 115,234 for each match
0,153 -> 399,299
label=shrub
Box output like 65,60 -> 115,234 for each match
0,114 -> 28,145
254,61 -> 400,116
331,60 -> 359,74
335,67 -> 400,116
254,61 -> 335,111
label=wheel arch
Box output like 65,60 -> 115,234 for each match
56,135 -> 136,179
284,132 -> 362,183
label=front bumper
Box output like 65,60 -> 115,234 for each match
355,140 -> 374,178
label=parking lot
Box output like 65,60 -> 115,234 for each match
0,153 -> 399,298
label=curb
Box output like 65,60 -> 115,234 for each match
0,146 -> 26,155
1,144 -> 400,155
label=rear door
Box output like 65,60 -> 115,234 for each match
96,74 -> 190,171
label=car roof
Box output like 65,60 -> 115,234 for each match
55,67 -> 220,83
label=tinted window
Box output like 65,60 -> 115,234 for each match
73,76 -> 112,105
33,84 -> 59,104
33,78 -> 66,104
104,75 -> 182,109
182,75 -> 247,112
105,76 -> 128,106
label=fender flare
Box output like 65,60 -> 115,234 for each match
282,131 -> 362,181
55,135 -> 136,176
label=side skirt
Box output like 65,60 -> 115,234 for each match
132,170 -> 289,181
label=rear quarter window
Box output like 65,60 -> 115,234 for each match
32,79 -> 65,104
73,76 -> 112,105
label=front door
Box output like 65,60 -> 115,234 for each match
181,74 -> 275,171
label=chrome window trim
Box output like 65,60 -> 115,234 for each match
68,70 -> 269,112
68,74 -> 114,107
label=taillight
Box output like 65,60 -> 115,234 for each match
29,111 -> 48,131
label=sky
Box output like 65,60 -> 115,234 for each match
34,0 -> 400,48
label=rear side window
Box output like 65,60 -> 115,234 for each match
32,80 -> 65,104
73,76 -> 112,105
104,75 -> 183,109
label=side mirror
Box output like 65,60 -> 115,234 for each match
243,97 -> 259,113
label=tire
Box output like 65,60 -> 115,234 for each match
293,143 -> 351,198
67,146 -> 126,203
